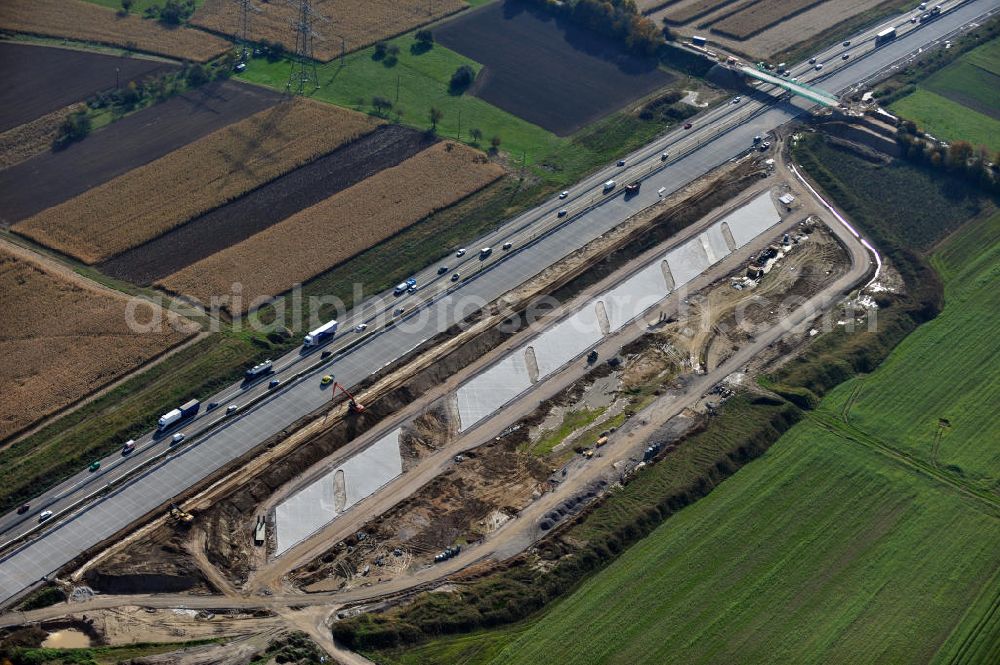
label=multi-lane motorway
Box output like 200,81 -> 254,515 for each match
0,0 -> 994,606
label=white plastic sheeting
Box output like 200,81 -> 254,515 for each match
274,427 -> 402,554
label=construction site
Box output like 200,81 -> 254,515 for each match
0,131 -> 880,660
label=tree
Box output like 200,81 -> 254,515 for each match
412,29 -> 434,54
490,135 -> 501,151
158,0 -> 195,26
449,64 -> 476,94
185,63 -> 209,87
373,42 -> 388,60
53,111 -> 92,150
119,0 -> 134,15
470,127 -> 483,145
947,140 -> 973,170
372,95 -> 393,117
429,106 -> 443,131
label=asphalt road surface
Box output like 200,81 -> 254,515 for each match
0,0 -> 994,606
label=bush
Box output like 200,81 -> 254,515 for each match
52,110 -> 92,150
449,64 -> 475,94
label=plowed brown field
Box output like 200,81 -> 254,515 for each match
0,244 -> 195,442
15,99 -> 380,264
0,0 -> 230,63
193,0 -> 467,61
159,142 -> 504,312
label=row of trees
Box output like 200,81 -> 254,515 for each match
119,0 -> 196,26
896,123 -> 999,194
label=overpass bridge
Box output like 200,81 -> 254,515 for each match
741,65 -> 840,107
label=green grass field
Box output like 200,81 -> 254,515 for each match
890,89 -> 1000,153
816,211 -> 1000,491
370,195 -> 1000,665
890,36 -> 1000,151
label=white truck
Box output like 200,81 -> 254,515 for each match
158,399 -> 200,430
303,319 -> 338,347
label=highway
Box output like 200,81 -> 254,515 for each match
0,0 -> 994,606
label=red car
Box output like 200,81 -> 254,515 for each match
684,122 -> 693,129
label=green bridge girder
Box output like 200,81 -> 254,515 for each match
741,66 -> 840,107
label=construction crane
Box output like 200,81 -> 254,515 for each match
331,382 -> 365,414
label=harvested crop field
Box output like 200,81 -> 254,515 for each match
0,244 -> 195,442
0,0 -> 230,63
14,99 -> 379,263
0,103 -> 84,171
159,142 -> 504,311
101,125 -> 438,285
712,0 -> 826,39
0,43 -> 172,133
193,0 -> 467,61
436,1 -> 673,136
0,80 -> 281,227
651,0 -> 884,59
661,0 -> 746,25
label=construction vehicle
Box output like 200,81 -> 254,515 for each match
169,504 -> 194,525
331,382 -> 365,414
595,436 -> 608,448
582,449 -> 595,459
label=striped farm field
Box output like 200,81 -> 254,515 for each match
14,99 -> 380,264
712,0 -> 828,40
193,0 -> 467,61
158,141 -> 504,312
0,0 -> 230,62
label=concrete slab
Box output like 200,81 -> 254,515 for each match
600,262 -> 670,332
723,192 -> 781,248
527,306 -> 603,378
340,428 -> 404,507
274,469 -> 336,556
702,223 -> 732,263
274,428 -> 401,555
457,353 -> 532,431
665,236 -> 710,288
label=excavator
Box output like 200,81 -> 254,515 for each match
331,382 -> 366,414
